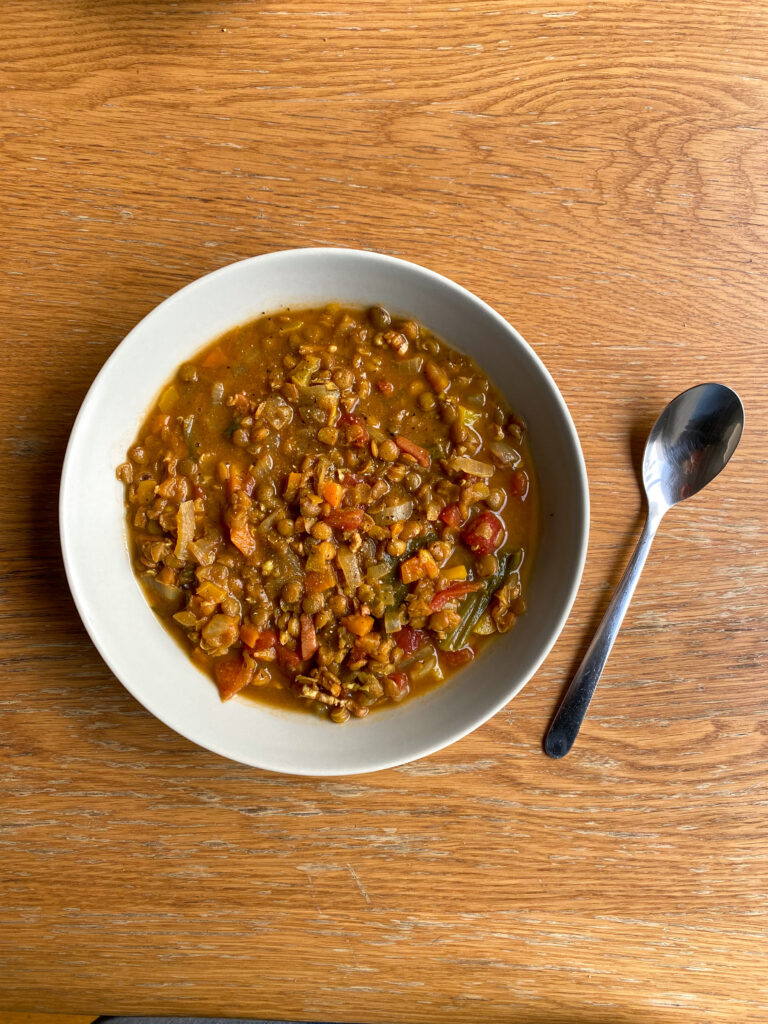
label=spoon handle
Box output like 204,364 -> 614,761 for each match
544,511 -> 661,759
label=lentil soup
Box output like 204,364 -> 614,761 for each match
117,304 -> 537,723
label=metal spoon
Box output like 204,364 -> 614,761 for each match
545,382 -> 744,759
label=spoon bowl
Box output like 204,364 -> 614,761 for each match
643,383 -> 745,515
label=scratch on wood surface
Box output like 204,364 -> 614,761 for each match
347,864 -> 371,905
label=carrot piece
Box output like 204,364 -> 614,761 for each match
239,623 -> 261,648
214,654 -> 255,701
202,347 -> 228,369
320,480 -> 344,508
300,614 -> 319,660
305,570 -> 335,593
343,614 -> 375,637
395,434 -> 431,468
400,548 -> 439,584
229,524 -> 257,556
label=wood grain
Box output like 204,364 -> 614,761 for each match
1,1 -> 767,1022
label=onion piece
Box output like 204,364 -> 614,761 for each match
174,500 -> 196,559
489,439 -> 522,469
337,544 -> 362,589
450,455 -> 495,478
211,381 -> 224,404
374,500 -> 413,525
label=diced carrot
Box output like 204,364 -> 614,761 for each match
395,434 -> 431,468
202,347 -> 228,369
429,580 -> 484,612
239,623 -> 262,648
305,570 -> 335,593
324,508 -> 365,531
343,614 -> 375,637
320,480 -> 344,508
214,654 -> 255,701
400,548 -> 439,584
300,614 -> 319,660
229,524 -> 257,557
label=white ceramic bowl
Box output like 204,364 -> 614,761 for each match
60,248 -> 589,776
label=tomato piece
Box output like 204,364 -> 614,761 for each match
442,647 -> 475,668
510,469 -> 529,499
395,434 -> 431,468
394,626 -> 430,656
339,412 -> 369,446
300,614 -> 318,660
276,644 -> 302,675
439,503 -> 463,529
387,671 -> 409,695
461,511 -> 504,556
214,654 -> 255,701
324,508 -> 365,531
429,580 -> 484,612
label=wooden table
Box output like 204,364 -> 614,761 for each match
2,2 -> 766,1022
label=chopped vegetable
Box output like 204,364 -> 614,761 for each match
424,360 -> 450,393
320,480 -> 344,508
300,614 -> 319,659
439,503 -> 463,529
336,544 -> 362,589
343,614 -> 375,637
374,500 -> 414,525
429,580 -> 484,612
174,500 -> 196,559
325,508 -> 365,531
394,626 -> 430,656
395,434 -> 431,467
489,439 -> 522,468
441,552 -> 510,652
441,564 -> 468,581
461,511 -> 504,556
510,468 -> 529,499
229,523 -> 257,557
450,454 -> 495,478
442,647 -> 475,668
400,548 -> 439,583
214,653 -> 255,700
158,385 -> 179,413
290,355 -> 321,386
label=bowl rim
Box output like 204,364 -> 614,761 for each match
59,246 -> 589,775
